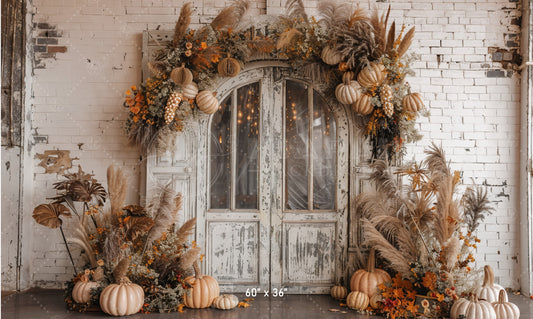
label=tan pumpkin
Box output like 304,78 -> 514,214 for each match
369,293 -> 383,309
218,57 -> 241,77
72,276 -> 99,304
350,248 -> 391,297
346,291 -> 369,310
474,265 -> 507,303
321,46 -> 344,65
183,261 -> 220,308
335,79 -> 360,105
182,82 -> 199,100
352,93 -> 373,115
99,277 -> 144,316
357,62 -> 386,88
171,63 -> 193,86
212,294 -> 239,310
196,91 -> 219,115
450,294 -> 497,319
492,289 -> 520,319
402,92 -> 424,112
330,285 -> 348,300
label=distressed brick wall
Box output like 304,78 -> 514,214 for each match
27,0 -> 522,289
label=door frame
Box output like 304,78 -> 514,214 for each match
197,62 -> 351,293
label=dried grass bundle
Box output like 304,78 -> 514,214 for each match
128,122 -> 159,153
143,186 -> 181,253
191,45 -> 222,72
173,2 -> 193,47
178,247 -> 201,274
107,165 -> 127,225
113,258 -> 130,282
174,217 -> 197,247
317,1 -> 350,29
370,160 -> 399,198
211,0 -> 249,31
369,215 -> 418,262
397,26 -> 415,58
370,5 -> 390,55
276,27 -> 303,50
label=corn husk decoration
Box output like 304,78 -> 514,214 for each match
164,92 -> 183,124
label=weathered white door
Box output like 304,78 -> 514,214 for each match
201,65 -> 349,293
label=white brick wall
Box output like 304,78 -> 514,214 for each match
27,0 -> 522,289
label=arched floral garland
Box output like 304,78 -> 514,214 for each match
124,0 -> 427,160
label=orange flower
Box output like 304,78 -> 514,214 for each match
436,293 -> 445,302
200,42 -> 207,49
131,85 -> 137,91
422,271 -> 437,290
185,50 -> 192,57
126,89 -> 131,95
133,115 -> 139,123
130,106 -> 140,114
185,42 -> 192,49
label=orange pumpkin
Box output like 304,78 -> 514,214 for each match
352,93 -> 373,115
183,261 -> 220,308
402,92 -> 424,112
350,248 -> 391,297
357,62 -> 386,88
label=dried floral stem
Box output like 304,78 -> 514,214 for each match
60,225 -> 77,274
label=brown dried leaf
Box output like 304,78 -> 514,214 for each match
32,203 -> 71,229
125,216 -> 154,241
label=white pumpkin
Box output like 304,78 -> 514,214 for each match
181,82 -> 199,100
352,93 -> 373,115
450,295 -> 497,319
335,80 -> 360,105
321,46 -> 343,65
330,285 -> 348,300
99,278 -> 145,316
212,294 -> 239,310
346,291 -> 369,311
72,278 -> 99,304
196,91 -> 219,115
357,62 -> 386,88
492,290 -> 520,319
474,265 -> 507,303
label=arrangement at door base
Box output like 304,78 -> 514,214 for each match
328,144 -> 520,319
32,165 -> 248,315
124,0 -> 427,160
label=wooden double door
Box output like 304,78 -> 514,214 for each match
147,66 -> 349,293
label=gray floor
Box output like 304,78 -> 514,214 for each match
2,289 -> 533,318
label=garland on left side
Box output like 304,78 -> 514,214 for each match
124,0 -> 428,160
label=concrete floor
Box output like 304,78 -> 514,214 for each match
2,289 -> 533,319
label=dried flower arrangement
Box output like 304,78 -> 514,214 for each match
356,144 -> 494,318
32,165 -> 202,314
125,0 -> 426,159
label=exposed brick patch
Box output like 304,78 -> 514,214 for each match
32,22 -> 67,69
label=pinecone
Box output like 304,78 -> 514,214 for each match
164,92 -> 183,124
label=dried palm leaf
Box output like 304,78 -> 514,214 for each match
124,216 -> 154,242
113,258 -> 130,282
122,204 -> 147,217
318,1 -> 350,29
397,26 -> 415,58
175,217 -> 197,247
369,215 -> 418,261
357,191 -> 396,218
33,203 -> 71,228
70,225 -> 98,267
462,186 -> 494,233
107,165 -> 127,224
434,175 -> 461,247
286,0 -> 308,23
442,236 -> 461,271
363,220 -> 411,275
424,143 -> 450,177
370,160 -> 399,197
211,0 -> 249,31
173,2 -> 193,47
276,27 -> 302,50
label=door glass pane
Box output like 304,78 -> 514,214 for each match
285,80 -> 309,210
312,91 -> 336,210
210,96 -> 232,209
235,83 -> 260,209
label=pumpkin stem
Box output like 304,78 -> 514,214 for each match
193,260 -> 203,279
498,289 -> 506,303
119,276 -> 132,285
483,265 -> 495,287
367,248 -> 376,272
470,293 -> 478,303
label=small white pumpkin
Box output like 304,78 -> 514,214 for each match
352,93 -> 373,115
99,277 -> 144,316
330,285 -> 348,300
335,79 -> 360,105
450,294 -> 497,319
72,276 -> 99,304
181,82 -> 199,100
492,289 -> 520,319
321,46 -> 343,65
212,294 -> 239,310
346,291 -> 369,311
196,91 -> 219,115
357,62 -> 386,88
474,265 -> 507,303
